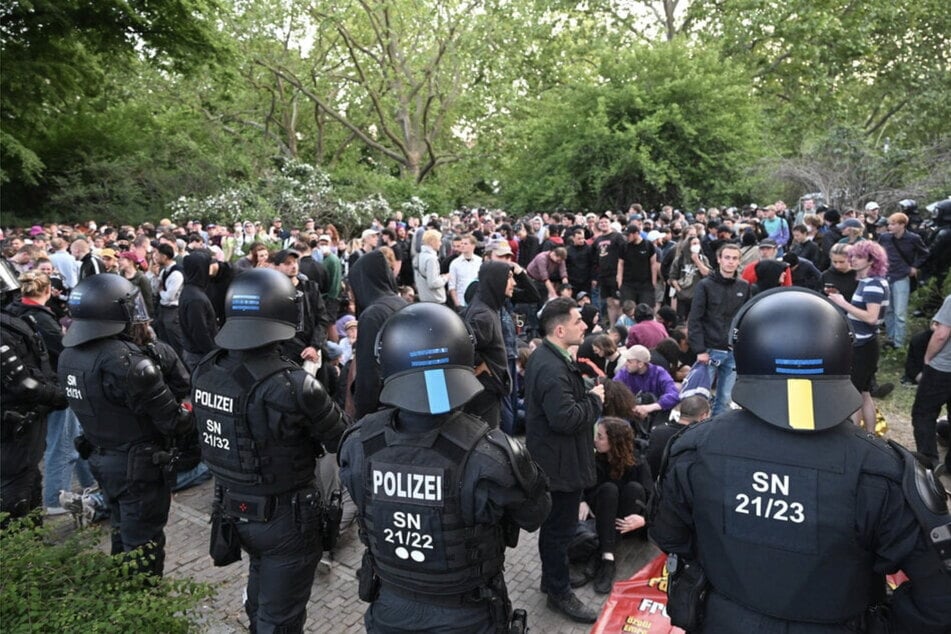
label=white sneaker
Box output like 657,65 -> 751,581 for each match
45,506 -> 69,516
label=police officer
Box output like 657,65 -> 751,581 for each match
191,268 -> 346,634
1,265 -> 67,524
339,302 -> 551,633
650,287 -> 951,633
58,274 -> 188,574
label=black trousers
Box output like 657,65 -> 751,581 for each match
587,481 -> 646,554
90,450 -> 171,576
539,489 -> 582,596
237,493 -> 321,634
0,413 -> 45,524
911,364 -> 951,467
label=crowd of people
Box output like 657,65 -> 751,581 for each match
1,196 -> 950,632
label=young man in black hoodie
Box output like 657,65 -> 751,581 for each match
463,260 -> 515,428
348,249 -> 407,418
178,250 -> 219,372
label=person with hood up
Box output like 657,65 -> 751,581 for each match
463,261 -> 515,428
178,250 -> 219,372
348,250 -> 407,418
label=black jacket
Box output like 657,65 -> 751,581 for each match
78,253 -> 104,280
464,261 -> 511,396
281,273 -> 330,362
687,270 -> 750,352
524,339 -> 603,492
566,242 -> 595,293
6,300 -> 63,369
206,260 -> 233,326
349,250 -> 407,418
179,251 -> 218,355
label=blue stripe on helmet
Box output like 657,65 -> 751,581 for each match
424,369 -> 451,414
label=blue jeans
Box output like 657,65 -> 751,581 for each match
885,276 -> 909,347
705,349 -> 737,417
44,407 -> 96,507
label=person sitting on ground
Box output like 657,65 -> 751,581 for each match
613,345 -> 680,427
625,303 -> 669,349
577,417 -> 651,595
615,300 -> 637,328
647,394 -> 711,477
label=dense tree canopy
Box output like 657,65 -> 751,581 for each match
1,0 -> 947,226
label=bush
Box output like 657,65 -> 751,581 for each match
0,513 -> 211,633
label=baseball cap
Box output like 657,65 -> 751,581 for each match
864,201 -> 880,212
625,345 -> 651,363
269,249 -> 300,265
118,251 -> 143,266
361,228 -> 379,240
29,225 -> 44,236
646,230 -> 662,242
317,234 -> 332,243
758,238 -> 778,248
99,248 -> 117,259
488,240 -> 513,257
837,218 -> 864,231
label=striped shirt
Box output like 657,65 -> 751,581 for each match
848,276 -> 889,346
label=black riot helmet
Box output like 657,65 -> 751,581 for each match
375,302 -> 483,415
215,267 -> 302,350
729,287 -> 861,431
898,199 -> 918,215
63,274 -> 150,347
930,199 -> 951,226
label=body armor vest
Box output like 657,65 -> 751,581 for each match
58,339 -> 159,449
359,409 -> 506,597
684,409 -> 891,623
192,351 -> 316,495
1,311 -> 54,399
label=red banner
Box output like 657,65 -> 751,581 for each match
591,553 -> 685,634
592,552 -> 910,634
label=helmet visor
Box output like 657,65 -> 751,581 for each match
294,290 -> 304,332
128,290 -> 151,324
0,264 -> 19,294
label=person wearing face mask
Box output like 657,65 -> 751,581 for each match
668,235 -> 711,321
316,235 -> 343,322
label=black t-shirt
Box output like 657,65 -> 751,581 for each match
820,268 -> 858,301
592,232 -> 626,279
620,239 -> 656,285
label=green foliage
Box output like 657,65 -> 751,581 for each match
0,514 -> 211,633
0,0 -> 227,185
500,41 -> 765,212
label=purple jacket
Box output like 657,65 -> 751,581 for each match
614,363 -> 680,411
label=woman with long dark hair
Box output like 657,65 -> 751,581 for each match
577,416 -> 651,595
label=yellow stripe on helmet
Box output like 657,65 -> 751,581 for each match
786,378 -> 816,430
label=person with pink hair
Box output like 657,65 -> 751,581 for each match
828,240 -> 889,431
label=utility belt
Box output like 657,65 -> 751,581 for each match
78,437 -> 170,484
380,574 -> 522,633
210,484 -> 341,567
382,580 -> 496,607
217,486 -> 302,523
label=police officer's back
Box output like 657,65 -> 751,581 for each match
339,302 -> 551,634
191,268 -> 347,634
1,266 -> 67,523
650,288 -> 951,633
57,274 -> 187,574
